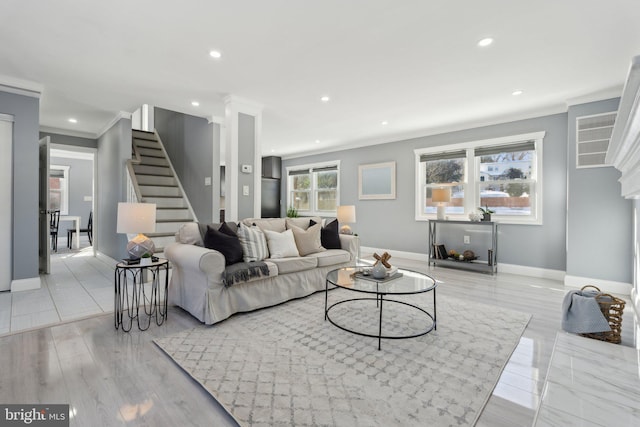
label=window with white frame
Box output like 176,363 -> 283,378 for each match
415,132 -> 544,224
49,165 -> 70,215
286,161 -> 340,215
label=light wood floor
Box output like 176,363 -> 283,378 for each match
0,255 -> 635,426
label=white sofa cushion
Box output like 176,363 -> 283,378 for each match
176,222 -> 204,246
285,216 -> 321,230
305,249 -> 351,267
268,256 -> 318,274
242,218 -> 286,233
264,229 -> 300,259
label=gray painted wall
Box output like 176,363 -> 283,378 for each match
39,132 -> 97,149
154,107 -> 218,223
96,118 -> 131,260
283,113 -> 569,271
567,98 -> 633,283
0,90 -> 39,281
49,155 -> 93,229
237,113 -> 255,220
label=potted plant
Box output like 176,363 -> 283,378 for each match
478,206 -> 495,222
286,206 -> 298,218
140,252 -> 153,266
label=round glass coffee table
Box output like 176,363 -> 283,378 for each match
325,266 -> 437,350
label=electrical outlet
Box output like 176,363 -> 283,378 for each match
464,235 -> 470,244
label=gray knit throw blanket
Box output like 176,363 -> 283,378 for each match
223,261 -> 270,287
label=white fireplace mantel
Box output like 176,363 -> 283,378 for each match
607,55 -> 640,199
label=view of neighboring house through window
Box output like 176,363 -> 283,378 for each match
49,165 -> 69,215
287,161 -> 340,215
415,132 -> 544,224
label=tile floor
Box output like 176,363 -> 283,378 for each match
0,237 -> 117,336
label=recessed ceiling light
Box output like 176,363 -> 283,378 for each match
477,38 -> 493,47
209,50 -> 222,59
315,140 -> 321,144
270,149 -> 275,153
381,121 -> 388,125
512,90 -> 523,96
191,101 -> 200,107
68,118 -> 77,124
320,96 -> 330,103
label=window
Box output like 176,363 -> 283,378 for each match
415,132 -> 544,224
286,161 -> 340,215
49,165 -> 70,215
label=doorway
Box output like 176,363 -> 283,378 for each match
39,143 -> 97,273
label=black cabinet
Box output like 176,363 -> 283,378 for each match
262,156 -> 281,179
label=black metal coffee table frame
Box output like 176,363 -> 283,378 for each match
325,268 -> 437,350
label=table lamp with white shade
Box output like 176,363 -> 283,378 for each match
117,202 -> 157,259
337,205 -> 356,234
431,187 -> 451,220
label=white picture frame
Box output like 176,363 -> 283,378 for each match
358,161 -> 396,200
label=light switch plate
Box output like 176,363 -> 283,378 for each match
204,177 -> 212,186
243,185 -> 250,196
83,196 -> 92,202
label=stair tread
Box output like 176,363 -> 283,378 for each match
139,184 -> 179,188
157,207 -> 189,210
142,195 -> 184,199
156,219 -> 193,223
147,232 -> 177,237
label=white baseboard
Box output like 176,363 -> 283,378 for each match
564,275 -> 632,296
11,276 -> 42,292
362,246 -> 632,295
362,246 -> 564,280
499,263 -> 565,281
361,246 -> 429,263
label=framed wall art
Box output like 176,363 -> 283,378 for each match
358,161 -> 396,200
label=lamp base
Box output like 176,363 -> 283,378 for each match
340,224 -> 353,235
436,205 -> 446,220
127,233 -> 155,259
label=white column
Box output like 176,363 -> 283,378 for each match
0,114 -> 13,291
223,95 -> 263,221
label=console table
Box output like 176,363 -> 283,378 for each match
428,220 -> 498,274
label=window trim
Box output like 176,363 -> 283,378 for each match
285,160 -> 340,216
414,131 -> 545,225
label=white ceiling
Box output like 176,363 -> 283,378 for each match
1,0 -> 639,158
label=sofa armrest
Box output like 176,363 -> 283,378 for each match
165,242 -> 225,278
339,234 -> 360,262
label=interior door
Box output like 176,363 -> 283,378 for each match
0,115 -> 13,291
39,136 -> 51,274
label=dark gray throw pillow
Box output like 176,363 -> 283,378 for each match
310,219 -> 341,250
203,225 -> 243,266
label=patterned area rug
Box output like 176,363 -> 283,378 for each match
155,289 -> 530,426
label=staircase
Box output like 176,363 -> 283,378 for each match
127,130 -> 196,255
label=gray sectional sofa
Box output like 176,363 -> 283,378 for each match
165,217 -> 359,324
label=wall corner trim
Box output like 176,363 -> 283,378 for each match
96,111 -> 132,139
11,276 -> 42,292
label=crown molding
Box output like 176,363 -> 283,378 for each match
0,75 -> 43,98
40,125 -> 98,139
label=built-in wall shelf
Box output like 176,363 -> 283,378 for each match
428,220 -> 498,274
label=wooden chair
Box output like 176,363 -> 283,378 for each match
49,210 -> 60,252
67,211 -> 92,249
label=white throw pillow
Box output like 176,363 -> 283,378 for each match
264,229 -> 300,259
236,224 -> 269,262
